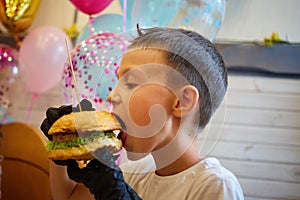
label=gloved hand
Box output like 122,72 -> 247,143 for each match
40,99 -> 142,200
75,147 -> 142,200
40,99 -> 94,166
40,99 -> 95,140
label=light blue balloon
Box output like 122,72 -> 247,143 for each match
118,0 -> 134,13
131,0 -> 180,29
76,14 -> 124,45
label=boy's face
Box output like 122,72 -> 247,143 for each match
107,49 -> 182,160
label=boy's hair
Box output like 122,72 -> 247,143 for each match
128,27 -> 227,128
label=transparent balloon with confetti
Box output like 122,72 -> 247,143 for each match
168,0 -> 226,41
0,46 -> 18,123
62,32 -> 130,111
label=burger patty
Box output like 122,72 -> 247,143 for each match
46,131 -> 116,151
53,132 -> 79,143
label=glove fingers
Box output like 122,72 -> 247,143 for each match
40,118 -> 52,140
66,160 -> 84,183
94,148 -> 118,169
58,105 -> 72,115
75,99 -> 95,112
53,160 -> 69,166
46,107 -> 61,125
86,159 -> 102,168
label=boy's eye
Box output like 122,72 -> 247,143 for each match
125,82 -> 138,89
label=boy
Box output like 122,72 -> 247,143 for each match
41,27 -> 244,200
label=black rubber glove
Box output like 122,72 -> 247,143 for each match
40,99 -> 142,200
69,147 -> 142,200
40,99 -> 95,140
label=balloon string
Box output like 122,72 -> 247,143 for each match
73,9 -> 78,24
122,0 -> 127,32
88,15 -> 94,37
25,92 -> 38,123
65,38 -> 82,112
13,34 -> 22,50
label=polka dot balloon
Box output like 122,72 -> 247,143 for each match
62,32 -> 130,111
0,46 -> 18,110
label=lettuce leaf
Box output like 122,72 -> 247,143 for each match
46,131 -> 114,151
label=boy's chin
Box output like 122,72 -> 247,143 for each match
126,151 -> 149,161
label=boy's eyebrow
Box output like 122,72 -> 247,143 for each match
116,68 -> 130,79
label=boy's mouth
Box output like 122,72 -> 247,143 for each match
113,113 -> 126,130
117,131 -> 127,146
112,113 -> 127,145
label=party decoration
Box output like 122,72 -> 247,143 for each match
69,0 -> 113,15
118,0 -> 133,31
0,0 -> 40,41
0,46 -> 18,110
0,106 -> 7,122
131,0 -> 180,29
62,32 -> 130,111
76,14 -> 124,45
19,25 -> 72,94
0,106 -> 13,124
131,0 -> 226,42
168,0 -> 226,41
119,0 -> 134,17
63,23 -> 79,41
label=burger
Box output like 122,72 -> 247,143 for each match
45,111 -> 122,161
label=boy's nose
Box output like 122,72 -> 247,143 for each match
107,89 -> 120,104
107,91 -> 113,103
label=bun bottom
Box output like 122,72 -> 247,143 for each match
48,137 -> 122,161
48,146 -> 94,161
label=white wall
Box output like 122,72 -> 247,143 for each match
218,0 -> 300,42
21,0 -> 300,42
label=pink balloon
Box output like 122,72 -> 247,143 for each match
19,25 -> 73,94
70,0 -> 113,15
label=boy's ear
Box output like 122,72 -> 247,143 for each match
172,85 -> 199,117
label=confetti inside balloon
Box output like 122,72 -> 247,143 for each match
0,46 -> 18,110
131,0 -> 180,29
0,107 -> 8,123
168,0 -> 226,41
62,32 -> 130,111
130,0 -> 225,41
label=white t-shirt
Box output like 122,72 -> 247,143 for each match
121,155 -> 244,200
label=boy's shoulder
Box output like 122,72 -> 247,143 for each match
192,157 -> 244,198
195,157 -> 240,183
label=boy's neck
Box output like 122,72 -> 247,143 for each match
153,140 -> 203,176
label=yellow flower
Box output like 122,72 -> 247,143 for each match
264,32 -> 288,46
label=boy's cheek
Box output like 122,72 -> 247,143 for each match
127,85 -> 173,127
128,94 -> 152,127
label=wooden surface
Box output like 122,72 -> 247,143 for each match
208,75 -> 300,200
0,122 -> 53,200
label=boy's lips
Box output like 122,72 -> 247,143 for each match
112,113 -> 127,145
113,113 -> 126,130
117,131 -> 127,146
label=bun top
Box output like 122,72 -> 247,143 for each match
48,111 -> 121,135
